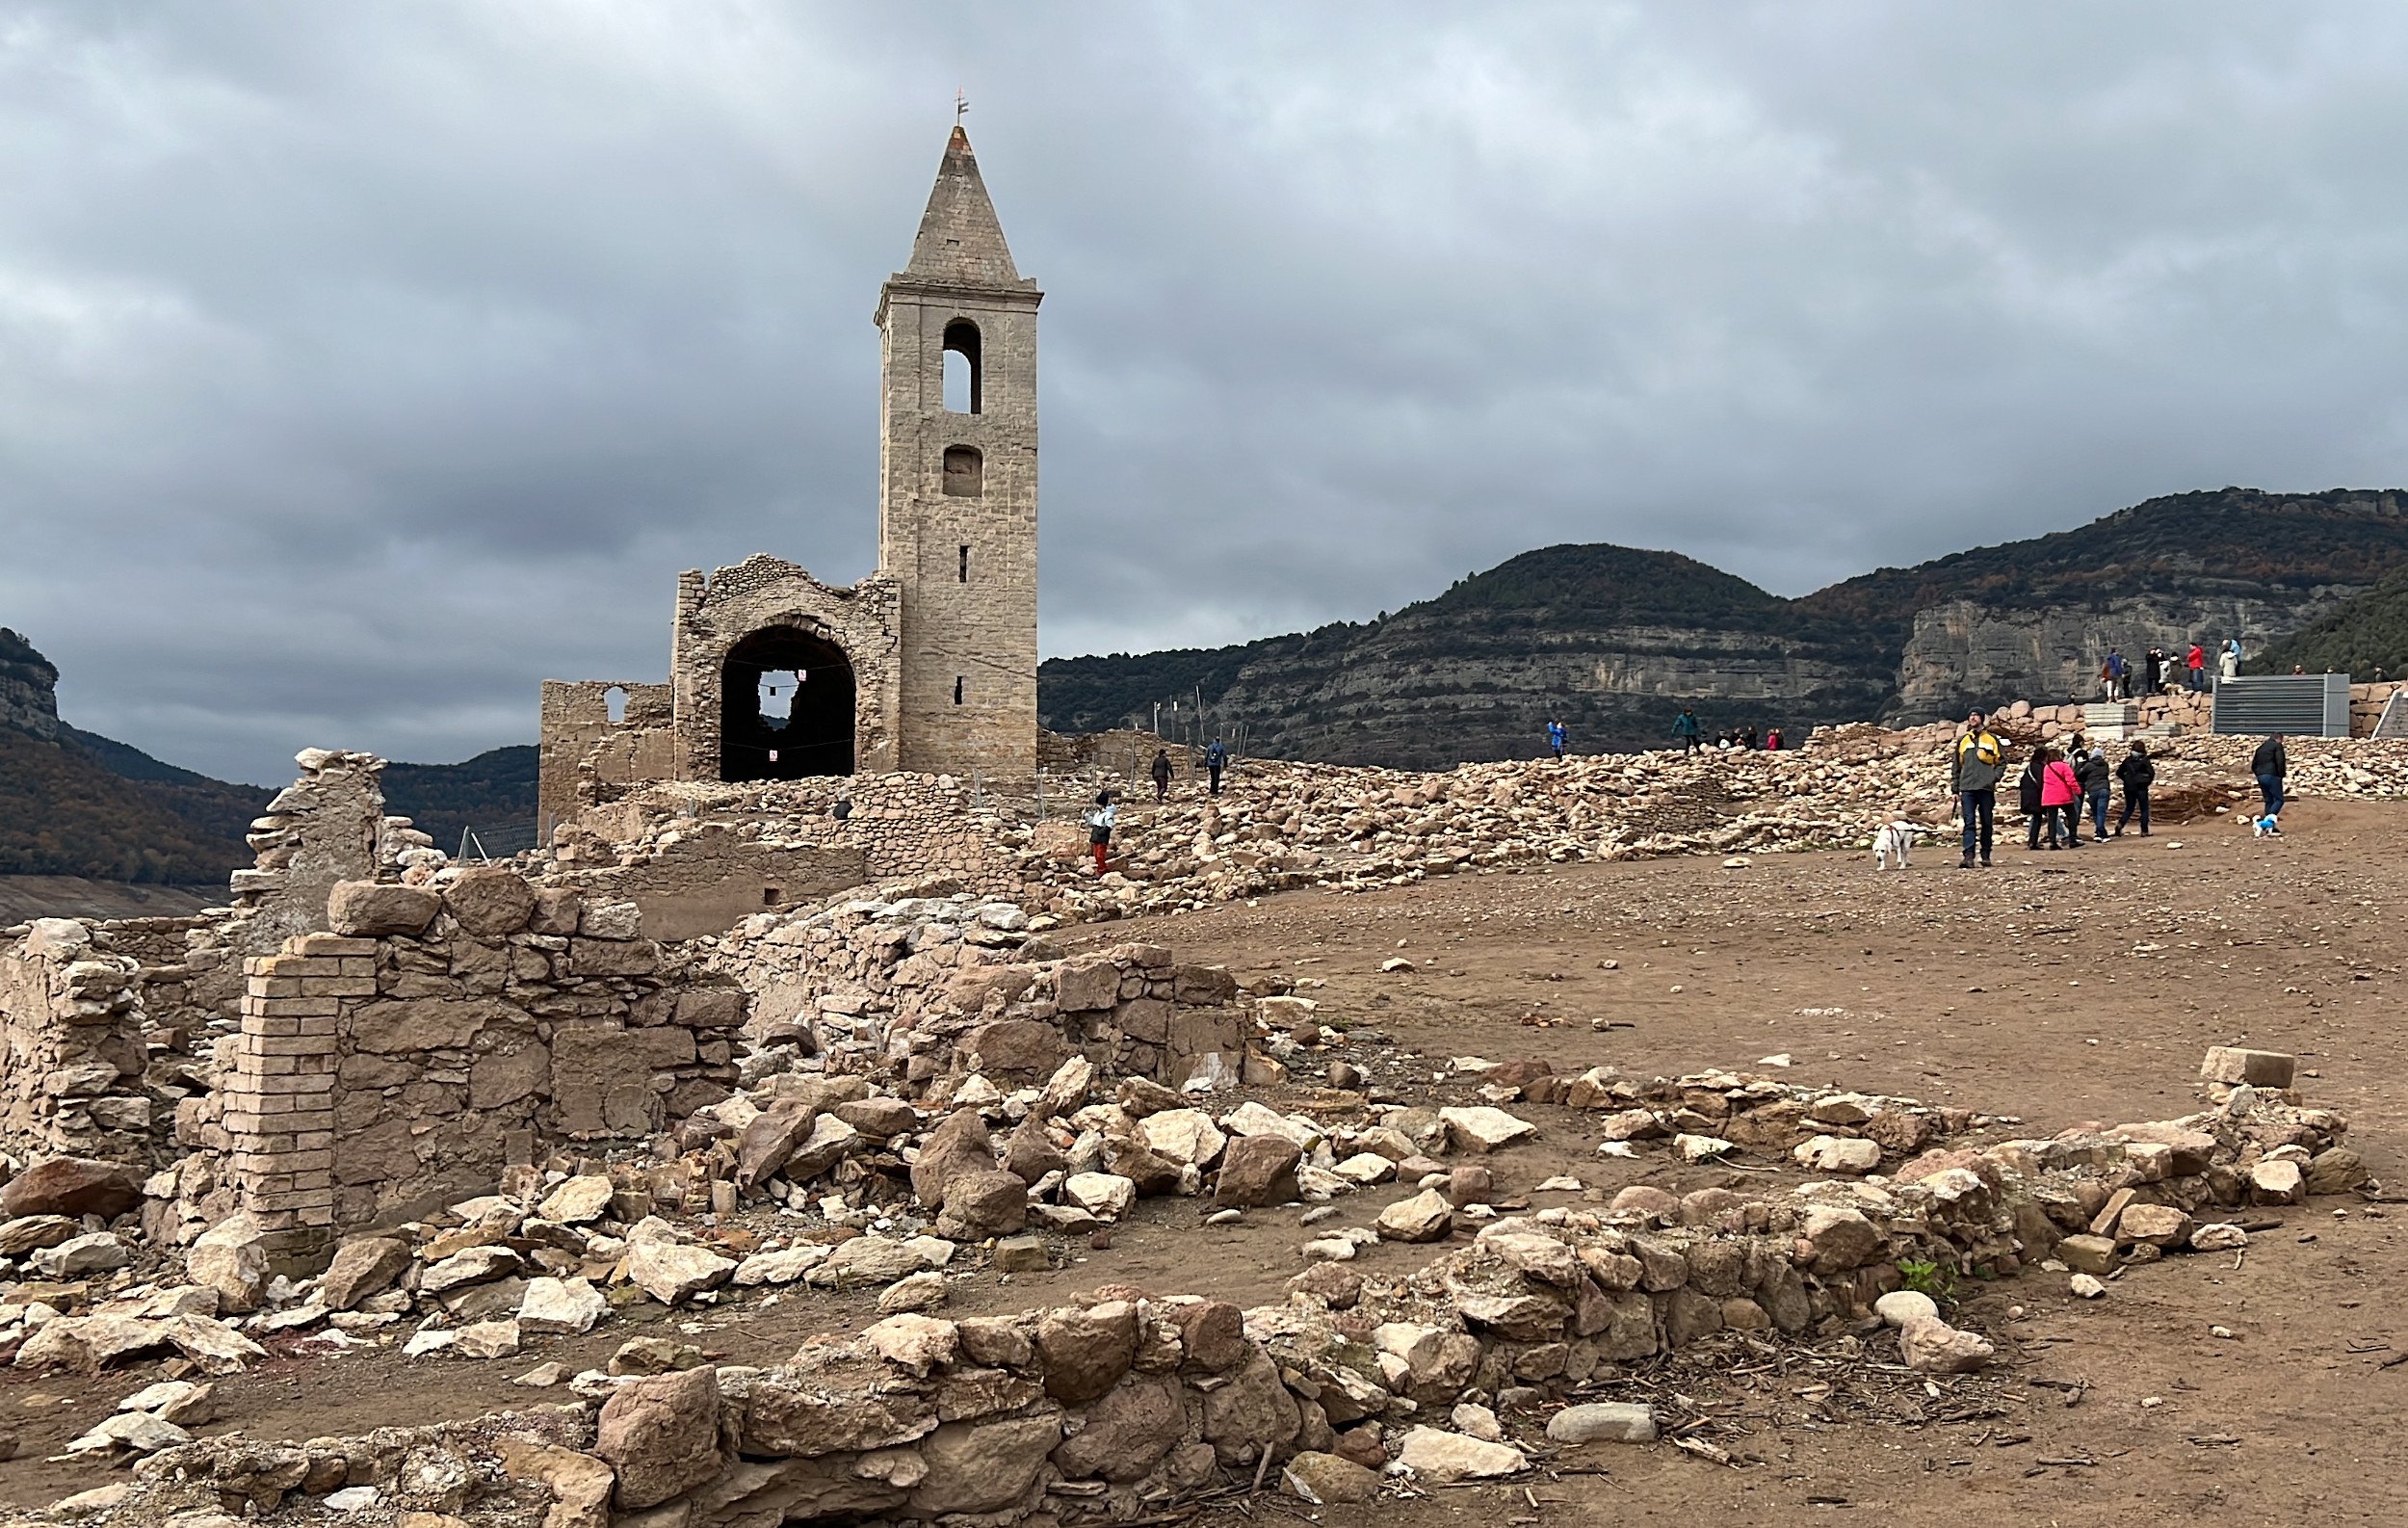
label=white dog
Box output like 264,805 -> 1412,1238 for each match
1872,820 -> 1919,870
2251,812 -> 2282,837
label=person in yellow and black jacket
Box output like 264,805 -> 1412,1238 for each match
1950,710 -> 2008,869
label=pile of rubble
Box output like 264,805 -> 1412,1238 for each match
32,1043 -> 2369,1525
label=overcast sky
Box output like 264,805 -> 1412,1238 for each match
6,4 -> 2407,783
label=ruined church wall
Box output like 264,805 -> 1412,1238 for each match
671,557 -> 903,782
537,679 -> 677,832
229,749 -> 384,955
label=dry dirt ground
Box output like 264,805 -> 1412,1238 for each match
6,795 -> 2405,1526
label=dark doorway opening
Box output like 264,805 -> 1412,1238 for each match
720,627 -> 854,780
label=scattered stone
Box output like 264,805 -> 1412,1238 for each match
454,1318 -> 522,1359
1898,1315 -> 1994,1373
1283,1450 -> 1382,1505
993,1234 -> 1050,1274
1064,1172 -> 1138,1220
1545,1402 -> 1658,1444
2248,1159 -> 2305,1204
1439,1106 -> 1537,1153
2055,1233 -> 2118,1275
625,1242 -> 735,1304
537,1174 -> 616,1225
2200,1046 -> 2294,1089
733,1244 -> 830,1286
1794,1135 -> 1882,1174
1874,1290 -> 1940,1329
518,1277 -> 608,1336
1396,1426 -> 1527,1481
1376,1189 -> 1454,1243
2189,1223 -> 2248,1252
1213,1135 -> 1303,1208
2070,1274 -> 2107,1299
322,1237 -> 414,1310
877,1271 -> 950,1314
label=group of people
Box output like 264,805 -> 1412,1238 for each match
2098,640 -> 2244,699
1952,706 -> 2292,866
1086,740 -> 1235,875
2014,734 -> 2157,849
1669,708 -> 1783,753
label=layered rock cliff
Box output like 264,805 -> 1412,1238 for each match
1040,487 -> 2408,761
0,627 -> 60,741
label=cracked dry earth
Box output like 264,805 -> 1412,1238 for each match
6,796 -> 2403,1527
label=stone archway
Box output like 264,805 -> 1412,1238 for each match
719,626 -> 855,780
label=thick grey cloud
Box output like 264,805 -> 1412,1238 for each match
4,3 -> 2406,782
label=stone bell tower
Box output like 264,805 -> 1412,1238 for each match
877,125 -> 1042,783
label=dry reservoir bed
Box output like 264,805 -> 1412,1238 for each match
4,797 -> 2402,1527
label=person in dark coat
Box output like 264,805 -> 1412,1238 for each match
2251,734 -> 2288,820
2073,737 -> 2112,841
2019,747 -> 2054,849
1150,749 -> 1173,802
1204,738 -> 1228,797
2114,741 -> 2156,836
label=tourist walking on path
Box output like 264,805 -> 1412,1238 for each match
2186,643 -> 2208,692
1149,749 -> 1173,801
1950,709 -> 2007,869
2115,740 -> 2155,836
1087,791 -> 1115,874
1546,719 -> 1568,759
1673,708 -> 1703,753
1204,738 -> 1228,797
2019,747 -> 2058,850
2078,738 -> 2112,841
2040,746 -> 2082,848
2251,733 -> 2288,819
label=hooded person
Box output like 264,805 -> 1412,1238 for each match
2115,740 -> 2156,836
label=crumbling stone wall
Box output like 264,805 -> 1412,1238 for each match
179,870 -> 748,1251
537,679 -> 676,832
0,918 -> 150,1162
229,749 -> 384,956
551,773 -> 1024,939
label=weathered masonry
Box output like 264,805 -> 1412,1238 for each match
539,125 -> 1042,830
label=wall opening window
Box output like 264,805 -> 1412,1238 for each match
720,627 -> 855,780
942,319 -> 982,413
954,675 -> 964,705
943,445 -> 982,497
958,544 -> 970,583
603,685 -> 628,724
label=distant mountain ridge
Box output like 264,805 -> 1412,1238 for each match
0,630 -> 539,885
1039,487 -> 2408,767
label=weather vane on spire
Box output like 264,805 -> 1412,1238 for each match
955,90 -> 969,124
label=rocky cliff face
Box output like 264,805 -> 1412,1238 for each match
0,628 -> 60,741
1894,587 -> 2369,714
1039,487 -> 2408,762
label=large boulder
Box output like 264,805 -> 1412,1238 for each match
1035,1302 -> 1139,1403
909,1416 -> 1063,1518
935,1171 -> 1029,1241
186,1214 -> 271,1313
442,868 -> 537,936
321,1236 -> 413,1310
911,1110 -> 997,1209
596,1367 -> 723,1510
1050,1373 -> 1187,1482
326,881 -> 442,937
625,1242 -> 735,1305
3,1157 -> 141,1220
1213,1135 -> 1302,1209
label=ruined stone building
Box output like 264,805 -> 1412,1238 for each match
539,126 -> 1041,829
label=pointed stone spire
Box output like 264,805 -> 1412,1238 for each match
895,126 -> 1035,292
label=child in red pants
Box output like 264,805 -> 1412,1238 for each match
1087,791 -> 1115,875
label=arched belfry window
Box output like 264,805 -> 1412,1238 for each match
943,445 -> 982,497
943,320 -> 982,414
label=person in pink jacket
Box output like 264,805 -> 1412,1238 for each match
2039,748 -> 2083,850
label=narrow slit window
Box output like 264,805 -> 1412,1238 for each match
959,544 -> 970,583
954,675 -> 964,705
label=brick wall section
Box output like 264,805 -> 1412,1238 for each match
219,932 -> 356,1254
